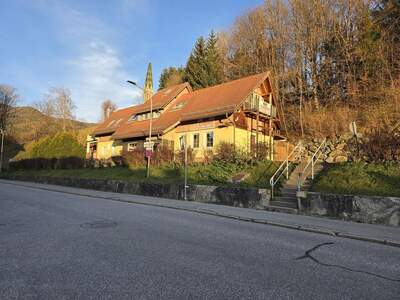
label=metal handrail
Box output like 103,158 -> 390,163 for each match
300,139 -> 326,184
270,141 -> 303,199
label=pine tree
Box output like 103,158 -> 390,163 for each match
184,32 -> 224,90
205,30 -> 223,86
184,36 -> 209,90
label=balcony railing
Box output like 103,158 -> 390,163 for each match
244,93 -> 276,117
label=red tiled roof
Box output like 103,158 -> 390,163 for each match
112,96 -> 187,139
93,72 -> 271,139
92,82 -> 190,136
134,82 -> 191,114
181,72 -> 269,121
91,106 -> 137,136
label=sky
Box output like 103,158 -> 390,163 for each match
0,0 -> 262,122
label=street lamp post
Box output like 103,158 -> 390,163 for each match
0,128 -> 4,173
127,80 -> 153,178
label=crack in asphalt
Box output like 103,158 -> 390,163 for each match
296,242 -> 400,282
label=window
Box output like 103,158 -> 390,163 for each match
127,142 -> 137,152
129,114 -> 138,122
193,133 -> 199,148
206,132 -> 214,148
179,136 -> 185,150
172,101 -> 186,110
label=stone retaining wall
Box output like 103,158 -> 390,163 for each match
2,175 -> 270,209
302,192 -> 400,226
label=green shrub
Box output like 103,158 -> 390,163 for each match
9,157 -> 85,171
31,132 -> 85,159
216,142 -> 248,166
121,148 -> 146,168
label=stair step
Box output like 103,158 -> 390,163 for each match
274,195 -> 297,201
281,187 -> 298,193
281,193 -> 297,198
270,201 -> 298,209
264,205 -> 298,214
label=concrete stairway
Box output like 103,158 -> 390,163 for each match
265,160 -> 325,214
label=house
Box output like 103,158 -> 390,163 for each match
87,71 -> 287,161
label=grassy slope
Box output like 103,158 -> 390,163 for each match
311,162 -> 400,197
8,161 -> 280,188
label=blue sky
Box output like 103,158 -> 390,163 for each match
0,0 -> 262,122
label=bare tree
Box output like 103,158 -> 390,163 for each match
101,99 -> 117,121
34,97 -> 57,139
221,6 -> 271,80
45,87 -> 76,131
0,84 -> 18,132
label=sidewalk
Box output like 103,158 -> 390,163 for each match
1,179 -> 399,247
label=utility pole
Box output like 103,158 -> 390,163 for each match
0,128 -> 4,173
147,95 -> 153,178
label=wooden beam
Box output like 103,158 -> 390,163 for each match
256,109 -> 259,159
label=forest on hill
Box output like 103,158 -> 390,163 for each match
159,0 -> 399,139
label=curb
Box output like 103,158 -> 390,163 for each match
1,179 -> 399,248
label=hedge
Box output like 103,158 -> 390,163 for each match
31,132 -> 85,159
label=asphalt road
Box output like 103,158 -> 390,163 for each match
1,182 -> 399,299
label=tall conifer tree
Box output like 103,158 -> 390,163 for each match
184,36 -> 208,90
205,30 -> 223,86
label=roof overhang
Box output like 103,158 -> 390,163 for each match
92,129 -> 116,136
181,105 -> 236,122
112,128 -> 163,140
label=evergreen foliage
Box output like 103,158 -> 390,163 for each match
31,132 -> 85,159
184,36 -> 209,90
184,32 -> 224,90
205,30 -> 223,86
158,67 -> 185,90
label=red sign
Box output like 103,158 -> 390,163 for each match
145,149 -> 153,158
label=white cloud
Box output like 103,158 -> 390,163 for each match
37,1 -> 144,122
66,41 -> 142,122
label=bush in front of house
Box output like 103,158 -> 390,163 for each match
121,148 -> 146,168
176,146 -> 195,166
9,156 -> 85,171
31,132 -> 85,159
121,143 -> 177,168
215,142 -> 249,165
153,144 -> 175,165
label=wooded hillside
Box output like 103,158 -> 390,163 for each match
12,106 -> 95,144
160,0 -> 399,140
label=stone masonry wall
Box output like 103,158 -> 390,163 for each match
2,175 -> 270,210
302,192 -> 400,226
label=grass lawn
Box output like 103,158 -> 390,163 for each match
7,160 -> 280,189
311,162 -> 400,197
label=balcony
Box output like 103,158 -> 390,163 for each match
244,93 -> 277,118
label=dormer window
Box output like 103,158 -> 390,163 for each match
129,114 -> 138,122
128,110 -> 161,122
172,101 -> 186,110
